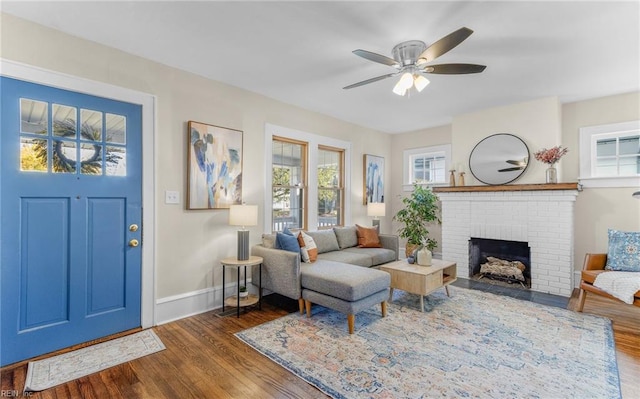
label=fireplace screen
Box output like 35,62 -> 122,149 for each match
469,238 -> 531,288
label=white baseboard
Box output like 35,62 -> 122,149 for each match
156,280 -> 255,325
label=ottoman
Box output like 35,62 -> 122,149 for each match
301,261 -> 390,334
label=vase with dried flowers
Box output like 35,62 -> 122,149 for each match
534,146 -> 568,183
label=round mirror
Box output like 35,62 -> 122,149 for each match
469,134 -> 529,185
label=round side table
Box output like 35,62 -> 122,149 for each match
221,256 -> 263,318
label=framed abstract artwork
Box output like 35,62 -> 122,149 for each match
187,121 -> 243,209
363,154 -> 384,204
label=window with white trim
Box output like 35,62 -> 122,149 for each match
579,120 -> 640,188
403,144 -> 451,190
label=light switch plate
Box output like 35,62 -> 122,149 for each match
165,190 -> 179,204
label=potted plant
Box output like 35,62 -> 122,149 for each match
393,184 -> 441,257
238,286 -> 249,299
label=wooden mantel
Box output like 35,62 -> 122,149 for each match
432,182 -> 579,193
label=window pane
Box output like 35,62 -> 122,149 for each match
106,113 -> 126,144
52,140 -> 77,173
20,137 -> 48,172
272,187 -> 304,231
619,155 -> 640,175
53,104 -> 77,138
318,188 -> 341,228
105,146 -> 127,176
619,135 -> 639,156
594,158 -> 617,177
272,138 -> 306,231
81,109 -> 102,141
20,99 -> 47,134
318,147 -> 343,228
596,139 -> 616,157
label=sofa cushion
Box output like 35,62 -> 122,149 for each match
317,250 -> 373,267
301,261 -> 390,302
261,233 -> 277,249
342,247 -> 397,266
306,229 -> 340,254
356,224 -> 382,248
333,226 -> 358,249
297,231 -> 318,263
606,229 -> 640,272
275,232 -> 300,253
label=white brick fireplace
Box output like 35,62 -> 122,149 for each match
434,184 -> 580,297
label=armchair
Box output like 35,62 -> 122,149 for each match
577,253 -> 640,311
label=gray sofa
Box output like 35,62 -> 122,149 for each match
251,226 -> 398,311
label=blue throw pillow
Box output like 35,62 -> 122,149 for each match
275,232 -> 301,253
605,229 -> 640,272
282,227 -> 295,236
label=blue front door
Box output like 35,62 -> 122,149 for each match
0,77 -> 143,366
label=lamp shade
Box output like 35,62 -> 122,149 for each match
367,202 -> 386,218
229,204 -> 258,227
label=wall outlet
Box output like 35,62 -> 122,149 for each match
165,190 -> 180,204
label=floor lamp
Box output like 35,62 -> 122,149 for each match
367,202 -> 385,230
229,204 -> 258,261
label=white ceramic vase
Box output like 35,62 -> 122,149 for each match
416,247 -> 432,266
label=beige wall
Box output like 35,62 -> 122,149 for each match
452,96 -> 562,185
1,14 -> 391,299
562,92 -> 640,267
389,125 -> 451,252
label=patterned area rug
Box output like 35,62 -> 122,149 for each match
236,287 -> 620,399
24,329 -> 165,392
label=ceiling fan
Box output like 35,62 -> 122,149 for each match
498,159 -> 528,173
343,27 -> 486,96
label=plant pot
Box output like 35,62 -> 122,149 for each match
405,243 -> 420,258
239,291 -> 249,299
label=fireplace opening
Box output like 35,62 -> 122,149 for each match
469,238 -> 531,289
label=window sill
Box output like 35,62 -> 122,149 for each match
578,175 -> 640,188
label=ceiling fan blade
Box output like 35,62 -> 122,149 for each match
343,73 -> 396,90
498,167 -> 524,172
506,159 -> 527,166
417,27 -> 473,63
423,63 -> 486,74
353,49 -> 399,67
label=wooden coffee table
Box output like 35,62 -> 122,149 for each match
379,259 -> 457,312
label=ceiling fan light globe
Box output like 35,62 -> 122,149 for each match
414,75 -> 430,92
392,82 -> 407,96
399,72 -> 414,89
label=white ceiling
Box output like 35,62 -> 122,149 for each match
3,1 -> 639,134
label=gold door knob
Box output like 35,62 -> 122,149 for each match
129,224 -> 139,232
129,239 -> 139,247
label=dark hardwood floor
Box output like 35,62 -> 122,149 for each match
2,288 -> 639,399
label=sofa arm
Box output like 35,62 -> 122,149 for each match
251,245 -> 302,301
379,234 -> 399,261
582,253 -> 607,271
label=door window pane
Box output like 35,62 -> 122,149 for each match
20,137 -> 48,172
80,144 -> 103,175
53,104 -> 77,138
52,140 -> 77,173
106,113 -> 126,144
81,109 -> 102,141
20,99 -> 47,134
105,146 -> 126,176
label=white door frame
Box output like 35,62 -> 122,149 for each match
1,59 -> 157,328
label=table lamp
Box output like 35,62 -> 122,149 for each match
367,202 -> 385,229
229,204 -> 258,261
